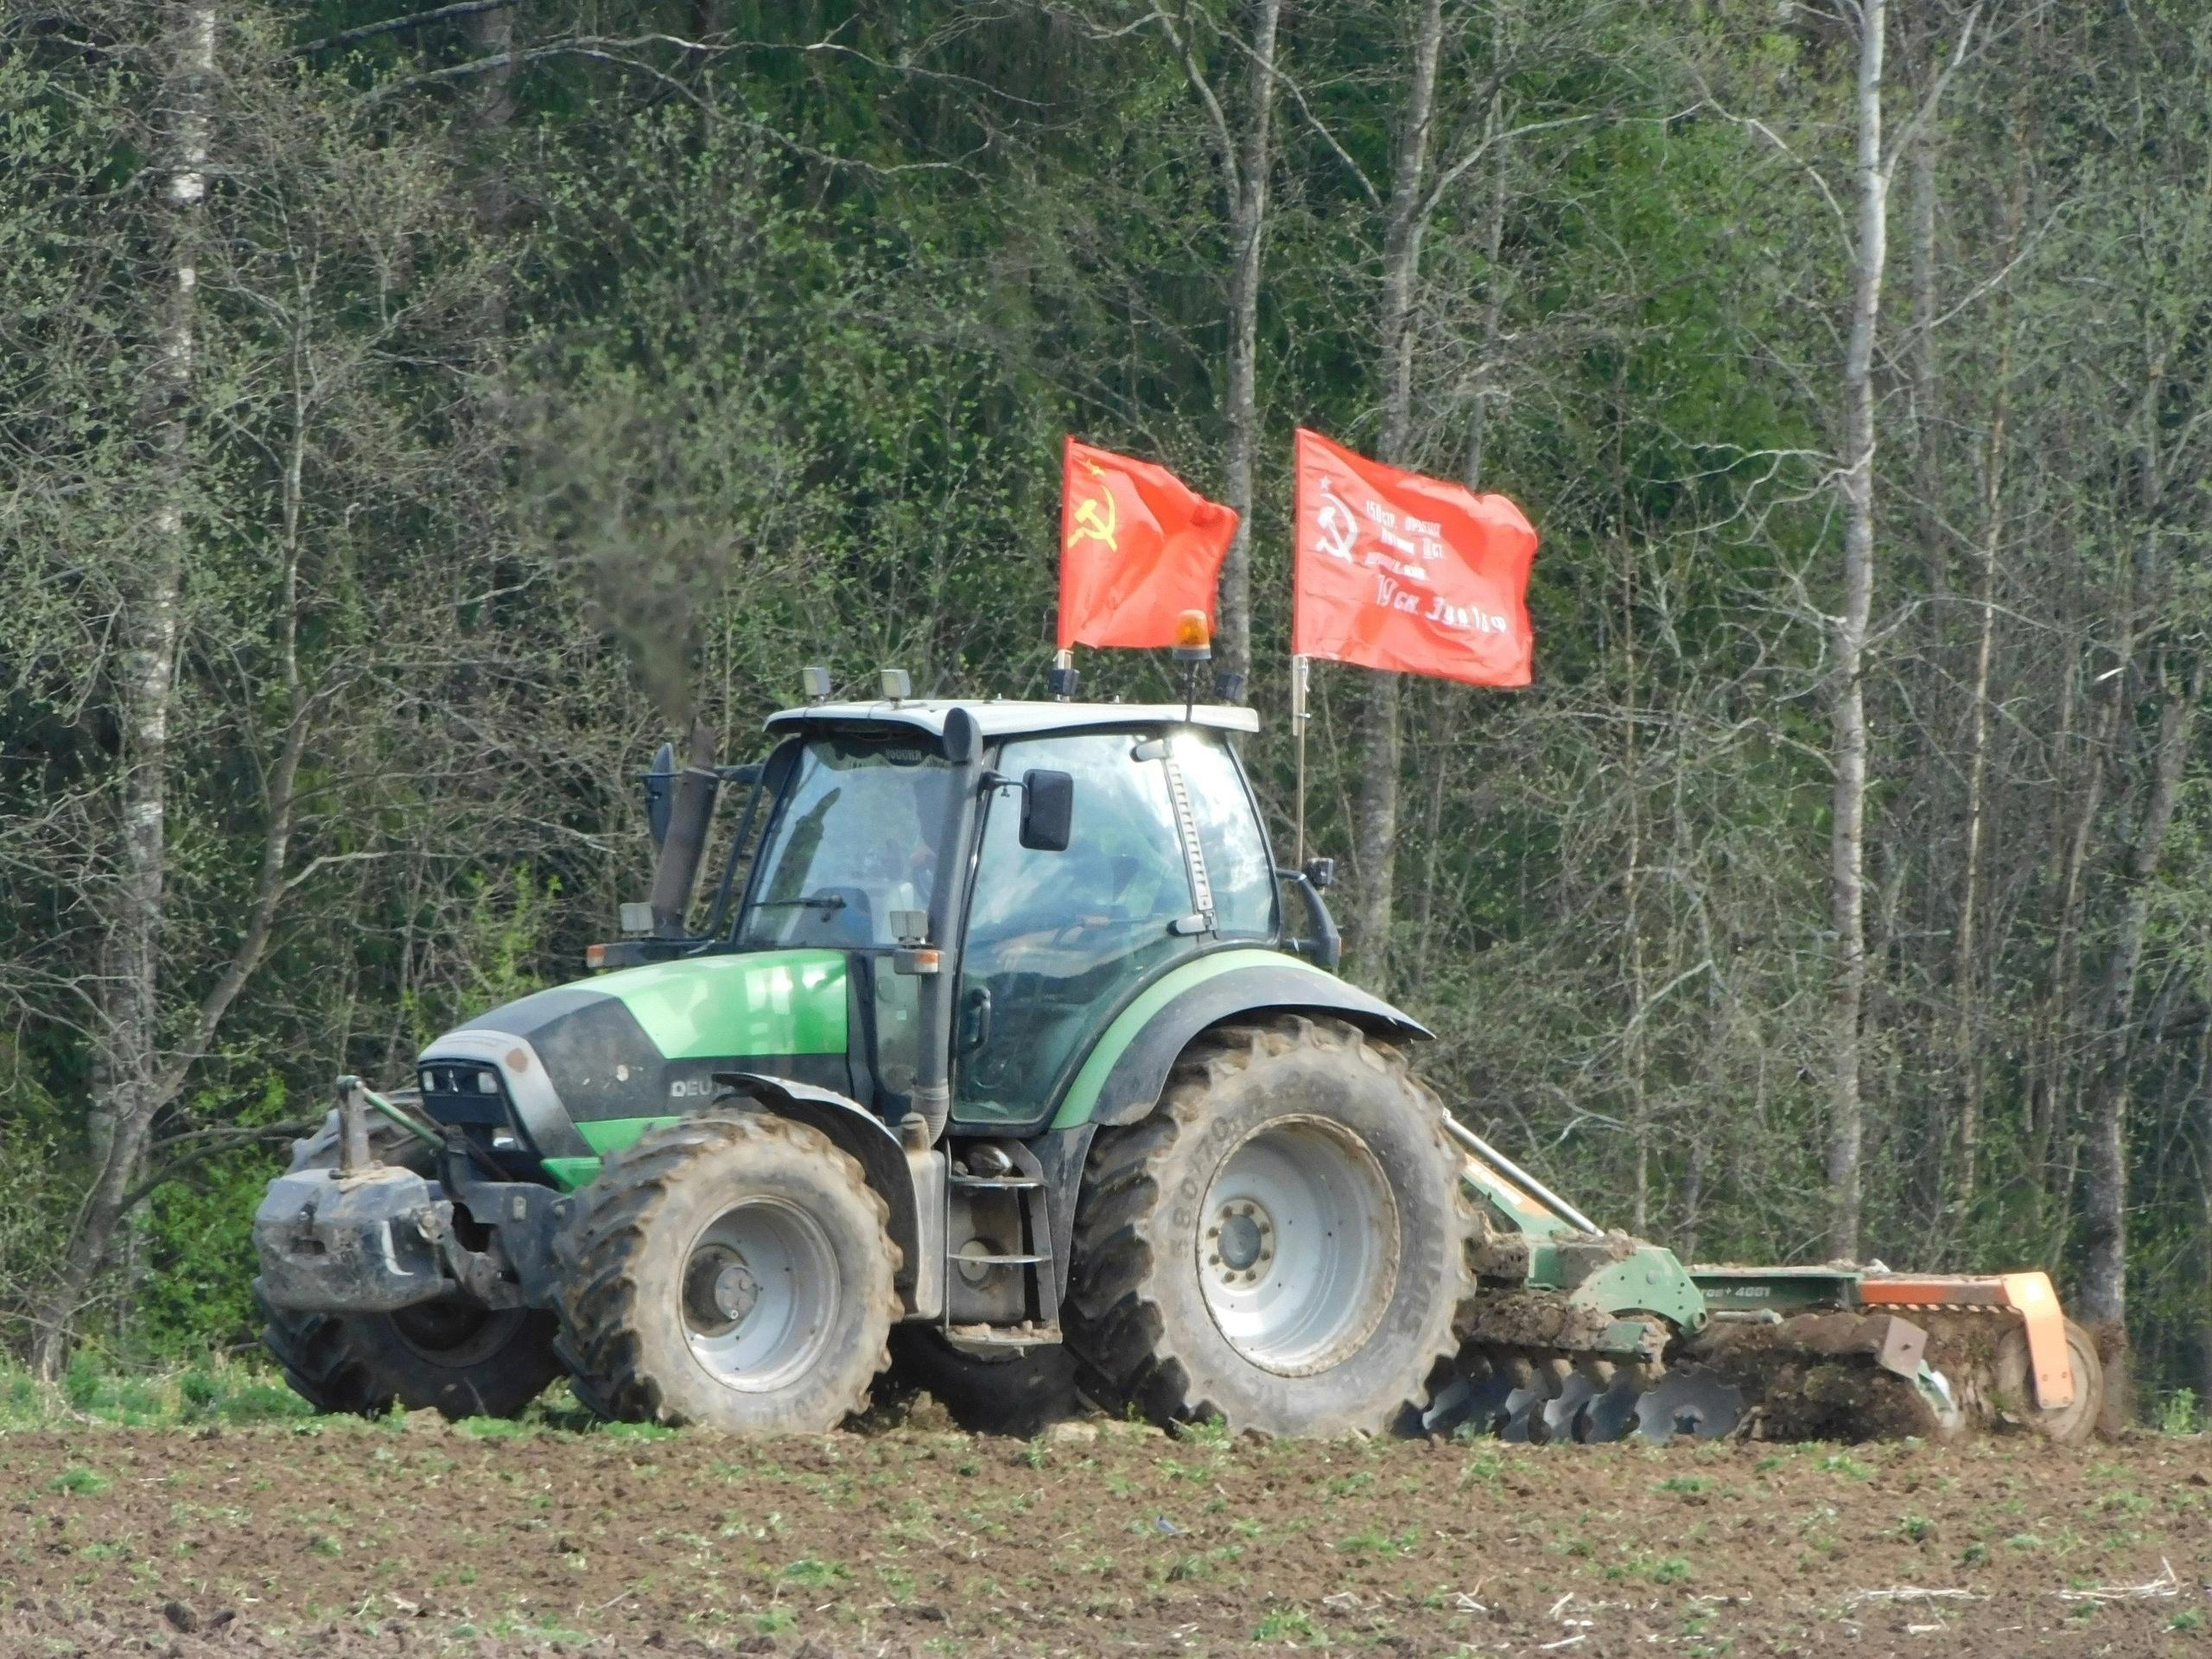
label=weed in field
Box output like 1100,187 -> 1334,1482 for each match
782,1557 -> 848,1588
1816,1452 -> 1871,1480
1898,1515 -> 1936,1543
1603,1551 -> 1692,1585
1335,1524 -> 1418,1557
456,1415 -> 530,1440
1453,1446 -> 1504,1488
2172,1609 -> 2204,1631
2158,1390 -> 2202,1436
596,1420 -> 677,1442
47,1466 -> 110,1496
754,1607 -> 798,1634
1657,1475 -> 1711,1496
2003,1532 -> 2043,1552
1254,1606 -> 1321,1644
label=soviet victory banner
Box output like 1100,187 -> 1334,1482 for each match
1058,438 -> 1240,652
1290,427 -> 1538,686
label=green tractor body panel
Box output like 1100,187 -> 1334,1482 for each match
415,948 -> 851,1192
594,950 -> 848,1058
1039,955 -> 1415,1141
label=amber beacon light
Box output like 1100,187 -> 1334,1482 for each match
1172,609 -> 1212,663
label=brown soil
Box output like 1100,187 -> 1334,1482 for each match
3,1417 -> 2209,1656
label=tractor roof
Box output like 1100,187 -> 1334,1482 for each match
766,699 -> 1260,741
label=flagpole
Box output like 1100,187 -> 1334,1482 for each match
1293,660 -> 1306,867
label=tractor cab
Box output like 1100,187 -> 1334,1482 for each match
587,694 -> 1337,1143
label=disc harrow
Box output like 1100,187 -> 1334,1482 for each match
1442,1133 -> 2107,1447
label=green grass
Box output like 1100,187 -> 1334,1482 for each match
0,1357 -> 319,1430
0,1361 -> 694,1440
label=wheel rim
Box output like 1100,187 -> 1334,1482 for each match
681,1198 -> 841,1394
1195,1115 -> 1401,1376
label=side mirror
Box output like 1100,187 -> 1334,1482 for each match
1019,768 -> 1074,852
642,741 -> 676,849
1304,856 -> 1335,893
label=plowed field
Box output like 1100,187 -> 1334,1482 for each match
3,1417 -> 2208,1656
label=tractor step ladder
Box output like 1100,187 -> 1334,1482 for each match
944,1148 -> 1063,1348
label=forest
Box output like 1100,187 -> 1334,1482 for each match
2,0 -> 2209,1414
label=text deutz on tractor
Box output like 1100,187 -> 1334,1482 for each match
253,684 -> 2106,1442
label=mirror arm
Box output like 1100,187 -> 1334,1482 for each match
1277,867 -> 1342,972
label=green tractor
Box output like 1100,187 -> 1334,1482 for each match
254,683 -> 2105,1442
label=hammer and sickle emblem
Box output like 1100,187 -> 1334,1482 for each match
1068,486 -> 1118,553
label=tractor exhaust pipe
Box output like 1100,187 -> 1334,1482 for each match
910,706 -> 985,1145
647,716 -> 720,938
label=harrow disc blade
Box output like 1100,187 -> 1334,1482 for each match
1497,1385 -> 1549,1442
1424,1370 -> 1517,1438
1630,1368 -> 1743,1444
1578,1376 -> 1645,1443
1537,1373 -> 1599,1444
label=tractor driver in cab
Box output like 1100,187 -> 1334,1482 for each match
740,734 -> 946,950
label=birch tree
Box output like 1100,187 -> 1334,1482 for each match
1821,0 -> 1978,1259
29,1 -> 215,1377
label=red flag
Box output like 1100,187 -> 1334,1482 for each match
1292,428 -> 1537,685
1058,438 -> 1240,652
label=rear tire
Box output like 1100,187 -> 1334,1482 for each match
1066,1017 -> 1473,1437
554,1110 -> 900,1433
257,1105 -> 561,1420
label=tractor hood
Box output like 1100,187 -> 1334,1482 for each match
413,949 -> 854,1178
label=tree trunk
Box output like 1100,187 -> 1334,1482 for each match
1907,133 -> 1944,594
1344,0 -> 1445,989
1825,0 -> 1890,1262
1951,323 -> 2010,1208
2079,661 -> 2199,1327
1215,0 -> 1283,684
34,0 -> 214,1378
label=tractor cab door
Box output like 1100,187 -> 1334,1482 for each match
951,728 -> 1278,1128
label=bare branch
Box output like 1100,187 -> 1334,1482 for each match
1148,5 -> 1243,213
288,0 -> 518,58
1421,113 -> 1605,226
1882,3 -> 1985,183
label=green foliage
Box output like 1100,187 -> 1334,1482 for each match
2159,1390 -> 2203,1437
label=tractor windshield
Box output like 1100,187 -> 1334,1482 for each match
738,734 -> 950,950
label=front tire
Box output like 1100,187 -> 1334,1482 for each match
257,1105 -> 562,1420
1066,1017 -> 1473,1436
555,1110 -> 900,1433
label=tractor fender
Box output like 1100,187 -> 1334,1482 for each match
1055,956 -> 1431,1132
710,1071 -> 944,1320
